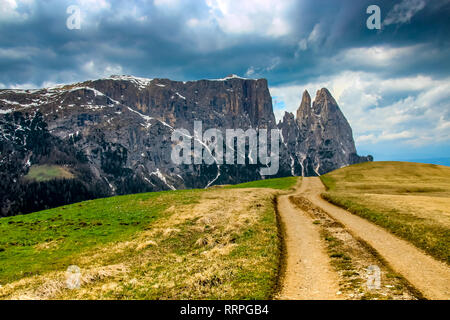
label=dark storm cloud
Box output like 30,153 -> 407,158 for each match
0,0 -> 448,87
0,0 -> 449,160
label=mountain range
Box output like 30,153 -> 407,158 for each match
0,74 -> 372,216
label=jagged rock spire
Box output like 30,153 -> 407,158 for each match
301,89 -> 311,108
296,90 -> 311,123
278,87 -> 372,177
312,88 -> 338,115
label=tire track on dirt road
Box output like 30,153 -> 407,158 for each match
276,180 -> 340,300
302,177 -> 450,300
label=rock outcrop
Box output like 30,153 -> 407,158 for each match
278,88 -> 372,176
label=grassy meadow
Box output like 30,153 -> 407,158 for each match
321,161 -> 450,264
25,165 -> 74,182
224,176 -> 298,190
0,177 -> 298,300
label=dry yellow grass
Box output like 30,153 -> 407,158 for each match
0,187 -> 282,300
362,194 -> 450,226
321,161 -> 450,263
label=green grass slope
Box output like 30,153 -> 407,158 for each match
0,177 -> 298,299
25,165 -> 74,182
224,176 -> 298,190
0,190 -> 197,284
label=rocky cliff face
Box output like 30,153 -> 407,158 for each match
278,89 -> 372,176
0,74 -> 371,216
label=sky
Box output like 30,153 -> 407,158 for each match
0,0 -> 449,163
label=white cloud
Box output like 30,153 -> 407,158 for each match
77,0 -> 110,11
378,75 -> 435,93
269,86 -> 301,121
0,0 -> 33,22
270,71 -> 450,148
245,66 -> 256,77
195,0 -> 294,37
75,0 -> 149,25
307,23 -> 323,43
186,18 -> 201,28
0,46 -> 56,61
153,0 -> 180,7
334,45 -> 422,68
384,0 -> 426,26
0,47 -> 31,59
356,130 -> 414,144
245,57 -> 281,77
81,60 -> 123,79
295,23 -> 324,56
355,134 -> 376,144
297,39 -> 308,51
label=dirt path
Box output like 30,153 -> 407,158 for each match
276,180 -> 340,300
302,177 -> 450,300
